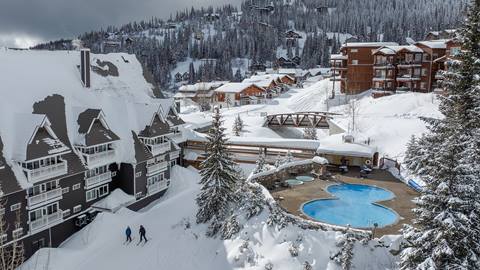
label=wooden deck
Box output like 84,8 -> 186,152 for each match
270,168 -> 418,236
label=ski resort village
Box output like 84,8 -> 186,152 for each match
1,0 -> 479,269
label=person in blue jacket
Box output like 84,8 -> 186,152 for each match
125,226 -> 132,242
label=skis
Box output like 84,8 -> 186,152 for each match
136,238 -> 151,246
123,237 -> 134,245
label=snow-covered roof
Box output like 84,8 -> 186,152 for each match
178,81 -> 228,92
330,54 -> 348,60
0,49 -> 177,170
92,188 -> 135,212
316,134 -> 376,158
416,40 -> 448,49
214,83 -> 264,93
373,45 -> 424,55
341,42 -> 398,48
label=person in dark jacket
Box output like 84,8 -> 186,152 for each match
125,226 -> 132,242
139,225 -> 148,243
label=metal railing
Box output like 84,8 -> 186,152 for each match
29,211 -> 62,232
84,149 -> 115,167
147,181 -> 168,195
27,188 -> 63,208
147,142 -> 170,156
146,161 -> 168,176
85,171 -> 112,188
24,161 -> 68,183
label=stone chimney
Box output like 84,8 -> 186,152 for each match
80,48 -> 90,88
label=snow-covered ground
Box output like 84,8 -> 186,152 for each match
180,78 -> 440,163
23,166 -> 399,270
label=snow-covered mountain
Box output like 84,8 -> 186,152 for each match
32,0 -> 468,89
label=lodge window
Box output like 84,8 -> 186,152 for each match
72,183 -> 81,190
62,187 -> 69,194
135,192 -> 143,199
10,203 -> 21,212
63,209 -> 71,218
351,60 -> 358,65
28,180 -> 60,197
12,228 -> 23,239
351,49 -> 358,53
73,205 -> 82,213
414,68 -> 421,76
421,82 -> 427,89
414,54 -> 422,62
32,238 -> 45,250
85,165 -> 108,178
97,185 -> 109,197
86,189 -> 97,202
147,172 -> 165,186
135,172 -> 142,178
29,202 -> 59,223
21,156 -> 62,170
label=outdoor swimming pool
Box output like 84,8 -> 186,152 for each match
302,184 -> 398,228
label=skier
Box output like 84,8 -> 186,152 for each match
125,226 -> 132,243
139,225 -> 148,243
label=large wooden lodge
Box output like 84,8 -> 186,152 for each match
330,32 -> 461,96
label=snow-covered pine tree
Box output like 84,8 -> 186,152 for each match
303,126 -> 318,140
232,114 -> 244,136
196,108 -> 239,236
253,150 -> 268,174
284,150 -> 294,164
400,1 -> 480,269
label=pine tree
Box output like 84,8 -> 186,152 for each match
196,108 -> 239,236
303,126 -> 318,140
232,114 -> 244,136
400,1 -> 480,269
253,150 -> 268,174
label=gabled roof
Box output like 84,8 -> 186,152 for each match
214,83 -> 265,93
166,107 -> 185,127
76,109 -> 120,146
178,81 -> 229,92
372,45 -> 424,55
416,40 -> 448,49
341,42 -> 398,48
138,107 -> 171,138
330,54 -> 348,60
13,114 -> 70,161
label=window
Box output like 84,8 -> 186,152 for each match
62,209 -> 71,218
10,203 -> 21,212
28,180 -> 60,196
97,185 -> 109,197
450,47 -> 460,56
62,187 -> 69,194
414,68 -> 421,76
170,160 -> 176,167
422,68 -> 427,76
351,60 -> 359,65
135,172 -> 142,178
32,238 -> 45,250
73,205 -> 82,213
350,48 -> 358,53
12,228 -> 23,239
0,234 -> 7,244
135,192 -> 143,199
72,183 -> 81,190
111,171 -> 117,177
86,190 -> 97,202
421,82 -> 427,89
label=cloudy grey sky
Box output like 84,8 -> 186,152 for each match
0,0 -> 240,48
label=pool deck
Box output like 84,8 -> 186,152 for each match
270,168 -> 418,236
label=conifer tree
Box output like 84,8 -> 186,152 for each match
196,108 -> 239,236
232,114 -> 244,136
253,150 -> 268,174
400,1 -> 480,269
303,126 -> 318,140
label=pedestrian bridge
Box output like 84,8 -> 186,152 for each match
265,111 -> 341,129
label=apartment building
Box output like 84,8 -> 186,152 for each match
0,49 -> 185,260
330,39 -> 459,96
330,42 -> 399,94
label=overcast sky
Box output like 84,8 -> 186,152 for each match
0,0 -> 240,48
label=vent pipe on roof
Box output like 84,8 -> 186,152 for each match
80,48 -> 91,88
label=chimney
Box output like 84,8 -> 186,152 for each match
80,48 -> 91,88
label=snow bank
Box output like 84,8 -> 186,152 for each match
92,188 -> 135,212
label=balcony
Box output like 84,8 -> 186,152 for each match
83,149 -> 116,168
396,75 -> 421,82
146,161 -> 168,176
169,150 -> 180,160
27,188 -> 63,209
147,180 -> 169,195
23,161 -> 68,183
146,142 -> 170,156
29,210 -> 63,232
397,61 -> 422,68
85,171 -> 112,189
372,77 -> 394,82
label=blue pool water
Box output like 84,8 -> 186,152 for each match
302,184 -> 398,228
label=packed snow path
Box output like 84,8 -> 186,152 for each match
23,166 -> 399,270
